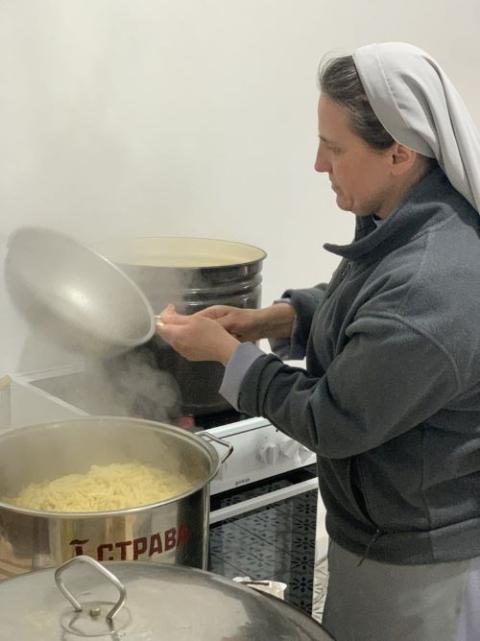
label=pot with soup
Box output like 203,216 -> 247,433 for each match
0,417 -> 231,579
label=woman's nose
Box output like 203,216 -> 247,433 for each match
314,149 -> 331,173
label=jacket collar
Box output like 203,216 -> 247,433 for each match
323,166 -> 452,261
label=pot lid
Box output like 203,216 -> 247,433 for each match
0,556 -> 332,640
5,227 -> 155,359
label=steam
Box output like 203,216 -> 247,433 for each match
34,353 -> 181,423
8,229 -> 190,423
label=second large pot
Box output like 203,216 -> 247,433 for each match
0,417 -> 230,580
94,237 -> 267,416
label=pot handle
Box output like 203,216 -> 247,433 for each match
54,555 -> 127,622
198,432 -> 234,463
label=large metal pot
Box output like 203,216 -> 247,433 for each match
95,237 -> 267,416
0,555 -> 335,640
0,417 -> 231,580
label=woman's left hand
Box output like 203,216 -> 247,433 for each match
156,305 -> 240,365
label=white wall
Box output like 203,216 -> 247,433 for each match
1,0 -> 480,373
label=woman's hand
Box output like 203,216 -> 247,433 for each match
156,305 -> 240,365
195,303 -> 295,342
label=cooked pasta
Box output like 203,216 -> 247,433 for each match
3,462 -> 192,512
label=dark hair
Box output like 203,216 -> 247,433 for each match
318,55 -> 395,150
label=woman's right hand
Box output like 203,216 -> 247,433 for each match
194,303 -> 295,342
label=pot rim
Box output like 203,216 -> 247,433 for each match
93,235 -> 268,270
0,416 -> 220,519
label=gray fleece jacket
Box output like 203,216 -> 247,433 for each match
236,166 -> 480,564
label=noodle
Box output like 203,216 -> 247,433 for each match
3,462 -> 192,512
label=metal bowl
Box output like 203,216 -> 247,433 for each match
5,227 -> 155,359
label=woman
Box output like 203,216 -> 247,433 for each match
157,43 -> 480,641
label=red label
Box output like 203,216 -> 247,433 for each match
69,524 -> 189,561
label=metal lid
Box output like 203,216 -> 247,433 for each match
0,556 -> 333,640
5,227 -> 156,359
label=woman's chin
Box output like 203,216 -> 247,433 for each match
336,194 -> 352,211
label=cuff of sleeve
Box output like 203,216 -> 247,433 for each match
268,336 -> 291,359
219,342 -> 264,410
269,298 -> 304,360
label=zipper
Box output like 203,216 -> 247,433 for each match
357,528 -> 382,566
325,259 -> 351,299
350,458 -> 384,565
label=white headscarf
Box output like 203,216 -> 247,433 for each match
352,42 -> 480,213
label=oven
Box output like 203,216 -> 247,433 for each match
209,466 -> 318,613
193,412 -> 320,614
3,367 -> 325,615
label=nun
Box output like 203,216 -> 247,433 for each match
158,43 -> 480,640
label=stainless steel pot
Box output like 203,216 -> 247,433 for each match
0,418 -> 232,580
95,237 -> 267,416
0,555 -> 335,640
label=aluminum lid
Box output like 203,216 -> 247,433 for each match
0,556 -> 333,640
5,227 -> 156,359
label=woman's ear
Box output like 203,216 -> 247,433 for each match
390,144 -> 417,175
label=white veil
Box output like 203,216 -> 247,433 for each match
353,42 -> 480,213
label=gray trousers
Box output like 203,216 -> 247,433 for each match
322,540 -> 480,641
